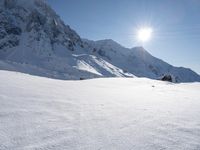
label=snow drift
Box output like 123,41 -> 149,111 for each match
0,70 -> 200,149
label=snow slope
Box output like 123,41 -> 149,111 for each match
0,0 -> 200,82
0,70 -> 200,150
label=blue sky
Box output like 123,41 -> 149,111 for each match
47,0 -> 200,74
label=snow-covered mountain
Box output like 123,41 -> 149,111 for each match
0,0 -> 200,82
84,39 -> 200,82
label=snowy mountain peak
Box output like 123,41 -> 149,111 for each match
0,0 -> 200,82
130,46 -> 154,60
95,39 -> 126,49
0,0 -> 83,56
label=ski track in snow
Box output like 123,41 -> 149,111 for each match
0,70 -> 200,150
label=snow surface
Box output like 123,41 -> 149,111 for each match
0,70 -> 200,150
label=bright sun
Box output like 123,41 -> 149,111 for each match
137,27 -> 153,42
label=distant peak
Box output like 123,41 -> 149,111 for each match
130,46 -> 153,58
95,39 -> 116,43
131,46 -> 145,51
95,39 -> 125,48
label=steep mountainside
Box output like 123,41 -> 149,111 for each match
0,0 -> 199,82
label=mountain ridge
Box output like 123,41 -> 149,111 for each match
0,0 -> 200,82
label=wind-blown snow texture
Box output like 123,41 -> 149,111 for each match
0,0 -> 200,82
0,70 -> 200,150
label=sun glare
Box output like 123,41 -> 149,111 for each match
137,27 -> 153,42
